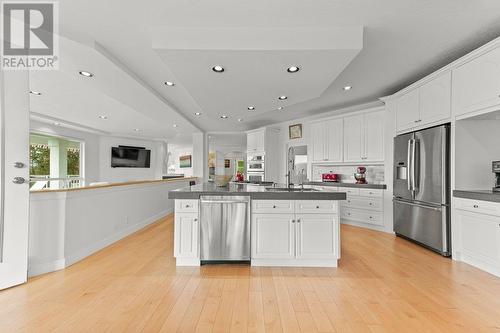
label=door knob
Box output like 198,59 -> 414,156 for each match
12,177 -> 26,184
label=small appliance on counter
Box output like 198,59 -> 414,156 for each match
493,161 -> 500,192
322,173 -> 340,182
354,167 -> 367,184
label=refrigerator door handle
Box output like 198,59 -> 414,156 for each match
393,198 -> 442,211
412,139 -> 420,194
407,139 -> 413,191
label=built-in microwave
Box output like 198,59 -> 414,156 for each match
247,161 -> 265,172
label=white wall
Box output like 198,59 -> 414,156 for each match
168,144 -> 194,176
455,119 -> 500,190
30,121 -> 166,183
99,136 -> 163,182
28,179 -> 194,277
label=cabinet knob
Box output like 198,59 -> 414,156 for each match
369,216 -> 373,219
297,219 -> 301,223
194,218 -> 198,222
185,205 -> 190,208
316,206 -> 320,209
369,203 -> 373,206
273,205 -> 277,208
292,219 -> 296,223
473,204 -> 479,208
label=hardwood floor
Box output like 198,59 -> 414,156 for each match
1,215 -> 500,332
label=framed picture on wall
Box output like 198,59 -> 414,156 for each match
289,124 -> 303,139
179,155 -> 192,168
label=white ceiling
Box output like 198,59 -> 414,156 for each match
39,0 -> 500,136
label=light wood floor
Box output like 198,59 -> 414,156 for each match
1,215 -> 500,332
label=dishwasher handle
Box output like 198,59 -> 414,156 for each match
200,199 -> 248,204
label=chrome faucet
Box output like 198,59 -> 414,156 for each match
286,171 -> 292,189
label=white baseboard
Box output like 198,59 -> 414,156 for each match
176,257 -> 201,266
251,258 -> 338,267
28,258 -> 66,277
28,208 -> 173,277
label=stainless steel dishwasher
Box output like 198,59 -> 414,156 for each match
200,196 -> 250,262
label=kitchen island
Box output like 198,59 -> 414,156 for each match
169,183 -> 346,267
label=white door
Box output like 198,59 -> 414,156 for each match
419,71 -> 451,124
363,110 -> 385,162
396,89 -> 420,131
174,213 -> 199,258
0,71 -> 30,290
325,118 -> 343,162
310,121 -> 326,162
251,214 -> 295,259
343,114 -> 364,162
296,214 -> 337,259
452,47 -> 500,117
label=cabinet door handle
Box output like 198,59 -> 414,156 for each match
473,204 -> 479,208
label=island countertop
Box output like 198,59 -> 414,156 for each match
168,182 -> 347,200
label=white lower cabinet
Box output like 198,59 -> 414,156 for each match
252,214 -> 295,259
296,214 -> 338,259
174,212 -> 199,259
251,200 -> 340,267
340,188 -> 385,228
454,198 -> 500,277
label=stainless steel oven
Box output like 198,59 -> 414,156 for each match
247,172 -> 265,182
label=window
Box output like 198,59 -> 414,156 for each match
29,133 -> 84,190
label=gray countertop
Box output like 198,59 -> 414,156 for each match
305,181 -> 387,190
168,183 -> 347,200
453,189 -> 500,203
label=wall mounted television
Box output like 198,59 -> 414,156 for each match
111,146 -> 151,168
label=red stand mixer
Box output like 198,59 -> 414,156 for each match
354,167 -> 367,184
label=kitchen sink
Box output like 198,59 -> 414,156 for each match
265,187 -> 318,192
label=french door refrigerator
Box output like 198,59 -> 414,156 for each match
393,124 -> 451,256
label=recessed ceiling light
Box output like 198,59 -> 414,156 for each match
173,124 -> 178,128
220,115 -> 228,119
164,81 -> 175,86
53,122 -> 61,126
30,90 -> 41,95
134,128 -> 141,132
98,115 -> 107,119
343,85 -> 352,91
212,65 -> 225,73
278,106 -> 284,110
278,95 -> 288,100
194,112 -> 202,116
287,66 -> 300,73
238,118 -> 243,122
247,106 -> 255,111
78,70 -> 94,78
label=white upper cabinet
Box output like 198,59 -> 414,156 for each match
343,114 -> 364,162
396,89 -> 420,131
420,71 -> 451,124
452,46 -> 500,117
247,129 -> 265,152
363,110 -> 385,162
310,118 -> 343,163
344,111 -> 384,163
395,71 -> 451,133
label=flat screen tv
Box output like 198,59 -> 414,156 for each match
111,146 -> 151,168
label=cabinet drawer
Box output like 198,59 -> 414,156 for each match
252,200 -> 294,214
455,198 -> 500,216
341,188 -> 360,196
341,209 -> 383,226
359,189 -> 383,198
342,197 -> 383,212
295,200 -> 337,214
175,199 -> 199,213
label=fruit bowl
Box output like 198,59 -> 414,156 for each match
214,175 -> 233,187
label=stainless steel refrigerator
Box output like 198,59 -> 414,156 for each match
393,124 -> 451,256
